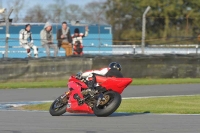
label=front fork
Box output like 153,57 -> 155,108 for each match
61,91 -> 70,99
59,91 -> 70,104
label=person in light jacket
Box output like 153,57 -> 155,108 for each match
40,21 -> 58,57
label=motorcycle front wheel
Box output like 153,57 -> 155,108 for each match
49,95 -> 68,116
93,91 -> 121,117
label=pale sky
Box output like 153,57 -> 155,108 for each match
1,0 -> 105,18
1,0 -> 102,7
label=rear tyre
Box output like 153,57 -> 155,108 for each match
49,95 -> 68,116
93,91 -> 121,117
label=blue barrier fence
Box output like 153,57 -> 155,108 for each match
1,23 -> 199,58
0,23 -> 113,58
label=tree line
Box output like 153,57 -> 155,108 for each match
104,0 -> 200,45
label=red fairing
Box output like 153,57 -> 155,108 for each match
68,76 -> 88,89
95,76 -> 132,94
66,77 -> 93,114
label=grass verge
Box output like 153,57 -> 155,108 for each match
1,78 -> 200,89
0,80 -> 68,89
16,95 -> 200,114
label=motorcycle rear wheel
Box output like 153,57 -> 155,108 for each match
93,91 -> 121,117
49,95 -> 68,116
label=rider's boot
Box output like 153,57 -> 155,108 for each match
87,79 -> 97,97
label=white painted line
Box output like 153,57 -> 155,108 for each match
122,94 -> 199,99
117,112 -> 200,115
154,113 -> 200,116
1,95 -> 198,105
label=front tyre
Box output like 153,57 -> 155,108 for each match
49,95 -> 68,116
93,91 -> 121,117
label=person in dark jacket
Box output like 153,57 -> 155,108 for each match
56,21 -> 72,56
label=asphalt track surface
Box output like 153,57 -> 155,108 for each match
0,84 -> 200,133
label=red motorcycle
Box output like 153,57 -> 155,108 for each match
49,75 -> 132,117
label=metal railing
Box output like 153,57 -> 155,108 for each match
1,44 -> 199,58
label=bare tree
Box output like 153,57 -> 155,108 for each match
63,4 -> 83,22
81,1 -> 107,24
6,0 -> 24,22
46,0 -> 67,23
5,0 -> 107,25
23,4 -> 47,23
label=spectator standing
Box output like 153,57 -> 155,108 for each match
57,22 -> 72,56
40,21 -> 58,57
71,26 -> 89,55
19,24 -> 38,58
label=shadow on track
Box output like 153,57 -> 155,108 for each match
62,111 -> 150,117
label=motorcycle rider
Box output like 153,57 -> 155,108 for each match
78,62 -> 123,90
81,62 -> 123,78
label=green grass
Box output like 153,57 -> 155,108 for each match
17,103 -> 51,111
1,78 -> 200,89
132,78 -> 200,85
17,95 -> 200,114
0,80 -> 68,89
117,95 -> 200,114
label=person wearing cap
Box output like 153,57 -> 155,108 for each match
71,26 -> 89,55
56,21 -> 72,56
40,21 -> 58,57
19,24 -> 38,58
